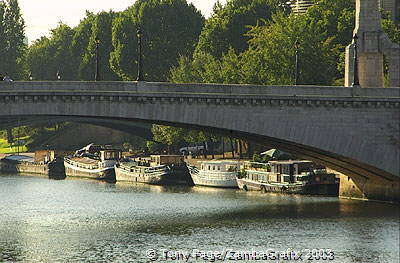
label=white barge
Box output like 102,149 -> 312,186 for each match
188,160 -> 240,188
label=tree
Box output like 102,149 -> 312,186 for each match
152,125 -> 185,147
26,23 -> 76,80
194,0 -> 288,59
381,10 -> 400,45
111,0 -> 204,81
80,11 -> 120,81
172,0 -> 356,86
26,37 -> 52,80
71,11 -> 95,80
0,1 -> 6,73
110,13 -> 138,80
304,0 -> 355,80
2,0 -> 26,79
241,13 -> 336,85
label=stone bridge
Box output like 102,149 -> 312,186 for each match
0,81 -> 399,201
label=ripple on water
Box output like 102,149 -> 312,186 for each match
0,174 -> 398,262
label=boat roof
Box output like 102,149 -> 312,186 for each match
150,155 -> 183,157
120,161 -> 138,167
268,160 -> 313,165
3,155 -> 34,162
70,156 -> 98,165
200,160 -> 240,165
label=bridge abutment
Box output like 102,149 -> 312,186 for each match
338,173 -> 400,203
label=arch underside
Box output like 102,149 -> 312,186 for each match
0,116 -> 153,140
1,114 -> 397,183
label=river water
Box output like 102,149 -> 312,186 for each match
0,174 -> 398,263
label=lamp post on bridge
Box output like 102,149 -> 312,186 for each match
294,39 -> 300,85
95,36 -> 100,81
136,27 -> 144,81
352,34 -> 360,87
56,71 -> 61,81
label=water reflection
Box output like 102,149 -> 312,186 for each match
0,174 -> 398,263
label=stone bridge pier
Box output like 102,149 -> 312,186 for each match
345,0 -> 400,88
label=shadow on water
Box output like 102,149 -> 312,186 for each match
105,182 -> 399,236
0,174 -> 398,262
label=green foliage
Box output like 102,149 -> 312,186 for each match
304,0 -> 355,80
252,153 -> 270,163
172,0 -> 355,86
71,12 -> 95,80
252,153 -> 262,162
0,2 -> 6,72
0,0 -> 27,79
123,135 -> 147,151
151,125 -> 185,146
171,49 -> 245,84
27,24 -> 76,80
146,140 -> 163,153
111,0 -> 204,81
243,13 -> 337,85
0,136 -> 29,153
381,10 -> 400,45
194,0 -> 288,59
80,11 -> 120,81
110,13 -> 138,80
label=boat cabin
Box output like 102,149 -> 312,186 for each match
200,160 -> 239,173
150,155 -> 185,166
34,150 -> 58,163
267,160 -> 313,183
99,150 -> 121,161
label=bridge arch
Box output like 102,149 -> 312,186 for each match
0,81 -> 399,200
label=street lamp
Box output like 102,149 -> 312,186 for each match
294,39 -> 300,85
95,36 -> 100,81
136,27 -> 144,81
28,73 -> 33,81
352,34 -> 360,87
56,71 -> 61,81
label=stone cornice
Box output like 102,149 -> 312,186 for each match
0,92 -> 399,109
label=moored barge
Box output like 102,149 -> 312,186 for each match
236,160 -> 339,196
188,160 -> 240,188
115,155 -> 191,185
64,144 -> 121,181
0,150 -> 64,177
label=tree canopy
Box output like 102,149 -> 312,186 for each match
194,0 -> 288,59
110,0 -> 204,81
26,24 -> 76,80
0,0 -> 26,79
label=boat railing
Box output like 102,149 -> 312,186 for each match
119,163 -> 170,174
64,157 -> 99,170
1,159 -> 46,167
242,161 -> 270,171
198,171 -> 237,180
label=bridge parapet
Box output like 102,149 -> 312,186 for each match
0,81 -> 400,98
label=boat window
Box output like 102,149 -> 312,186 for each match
213,166 -> 215,170
217,166 -> 220,171
208,165 -> 210,170
201,164 -> 204,169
